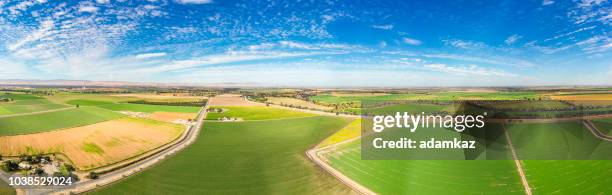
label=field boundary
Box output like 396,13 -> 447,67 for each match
306,120 -> 375,195
0,107 -> 74,118
583,120 -> 612,141
503,124 -> 532,195
48,106 -> 208,195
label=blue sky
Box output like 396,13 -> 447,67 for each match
0,0 -> 610,87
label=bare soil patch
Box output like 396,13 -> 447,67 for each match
208,94 -> 263,106
266,97 -> 332,111
0,117 -> 183,170
150,112 -> 197,123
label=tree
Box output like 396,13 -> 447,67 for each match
34,167 -> 46,176
4,161 -> 19,172
89,171 -> 99,179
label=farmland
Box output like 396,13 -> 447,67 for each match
0,117 -> 184,170
93,116 -> 353,194
317,119 -> 361,148
506,122 -> 612,159
265,97 -> 333,111
98,103 -> 200,113
592,118 -> 612,135
0,107 -> 124,136
206,106 -> 315,120
310,91 -> 540,105
0,93 -> 69,115
0,180 -> 14,195
326,140 -> 525,194
521,161 -> 612,194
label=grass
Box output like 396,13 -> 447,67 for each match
98,103 -> 200,113
92,116 -> 353,194
506,122 -> 612,159
0,99 -> 69,116
82,142 -> 105,155
0,93 -> 43,100
591,118 -> 612,135
0,107 -> 124,136
521,160 -> 612,194
317,119 -> 361,148
326,140 -> 525,194
66,99 -> 114,106
504,122 -> 612,193
0,180 -> 15,195
310,91 -> 540,105
206,106 -> 316,120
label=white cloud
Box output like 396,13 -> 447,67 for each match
96,0 -> 110,4
505,34 -> 522,45
578,0 -> 606,8
443,39 -> 486,49
425,64 -> 517,77
402,37 -> 422,46
175,0 -> 213,4
135,52 -> 167,59
78,6 -> 99,13
542,0 -> 555,6
372,24 -> 394,30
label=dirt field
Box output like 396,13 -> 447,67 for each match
266,97 -> 333,111
208,94 -> 263,106
150,112 -> 197,123
0,117 -> 183,170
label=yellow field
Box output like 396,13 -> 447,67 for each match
266,97 -> 333,111
317,118 -> 361,148
0,117 -> 184,170
550,94 -> 612,101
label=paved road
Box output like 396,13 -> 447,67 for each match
6,106 -> 209,195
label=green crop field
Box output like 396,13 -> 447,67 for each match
0,107 -> 124,136
310,91 -> 540,105
66,99 -> 115,106
0,180 -> 15,195
206,106 -> 315,120
0,93 -> 43,100
0,98 -> 69,116
326,140 -> 525,194
98,103 -> 200,113
506,122 -> 612,159
521,160 -> 612,194
592,118 -> 612,135
93,116 -> 353,194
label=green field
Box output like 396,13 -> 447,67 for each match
206,106 -> 316,120
93,116 -> 353,194
98,103 -> 200,113
0,180 -> 15,195
310,91 -> 539,105
0,107 -> 124,136
0,93 -> 44,100
507,122 -> 612,159
592,118 -> 612,135
521,160 -> 612,194
66,99 -> 115,106
327,140 -> 525,194
0,96 -> 69,115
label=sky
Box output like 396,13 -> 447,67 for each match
0,0 -> 611,87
